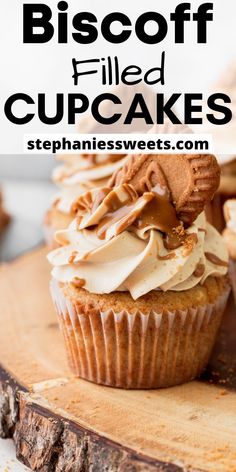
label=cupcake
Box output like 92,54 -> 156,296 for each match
205,155 -> 236,232
0,189 -> 10,232
48,154 -> 230,389
204,60 -> 236,231
44,154 -> 127,247
223,199 -> 236,301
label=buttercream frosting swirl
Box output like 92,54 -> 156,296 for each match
224,199 -> 236,234
48,183 -> 228,300
52,154 -> 128,214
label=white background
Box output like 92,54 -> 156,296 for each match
0,0 -> 236,153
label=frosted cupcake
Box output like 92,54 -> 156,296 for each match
48,154 -> 230,388
204,60 -> 236,231
223,199 -> 236,301
44,154 -> 127,247
205,155 -> 236,232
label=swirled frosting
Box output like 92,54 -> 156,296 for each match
48,183 -> 228,300
223,200 -> 236,259
52,154 -> 128,214
224,199 -> 236,234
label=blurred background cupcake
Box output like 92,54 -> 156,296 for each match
48,154 -> 230,389
44,154 -> 128,247
223,199 -> 236,302
205,60 -> 236,232
205,154 -> 236,232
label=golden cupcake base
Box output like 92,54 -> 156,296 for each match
51,278 -> 230,389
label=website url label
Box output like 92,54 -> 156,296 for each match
24,133 -> 213,154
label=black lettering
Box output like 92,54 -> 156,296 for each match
124,93 -> 153,124
58,1 -> 68,43
38,93 -> 64,124
107,140 -> 115,150
207,94 -> 232,125
193,3 -> 213,43
101,13 -> 131,44
73,13 -> 98,44
185,94 -> 202,124
27,140 -> 35,150
144,51 -> 165,85
147,140 -> 155,150
170,3 -> 191,43
164,140 -> 171,150
4,93 -> 34,124
68,94 -> 89,124
135,12 -> 168,44
157,94 -> 181,124
121,65 -> 142,85
92,93 -> 121,124
72,58 -> 100,86
23,4 -> 54,43
97,140 -> 106,150
115,141 -> 123,150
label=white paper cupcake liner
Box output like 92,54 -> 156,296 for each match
50,278 -> 230,389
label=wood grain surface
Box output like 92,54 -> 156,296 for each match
0,247 -> 236,472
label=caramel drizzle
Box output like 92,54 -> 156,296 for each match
92,188 -> 111,212
193,263 -> 205,278
158,253 -> 176,261
96,184 -> 139,239
72,191 -> 93,216
95,184 -> 190,249
163,227 -> 186,250
68,251 -> 78,264
205,252 -> 228,267
73,182 -> 200,257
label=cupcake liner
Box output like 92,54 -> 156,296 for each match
50,279 -> 230,389
229,259 -> 236,303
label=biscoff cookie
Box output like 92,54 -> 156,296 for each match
111,154 -> 220,225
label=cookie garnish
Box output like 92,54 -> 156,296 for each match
110,154 -> 220,226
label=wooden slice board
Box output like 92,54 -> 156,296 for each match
0,247 -> 236,472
